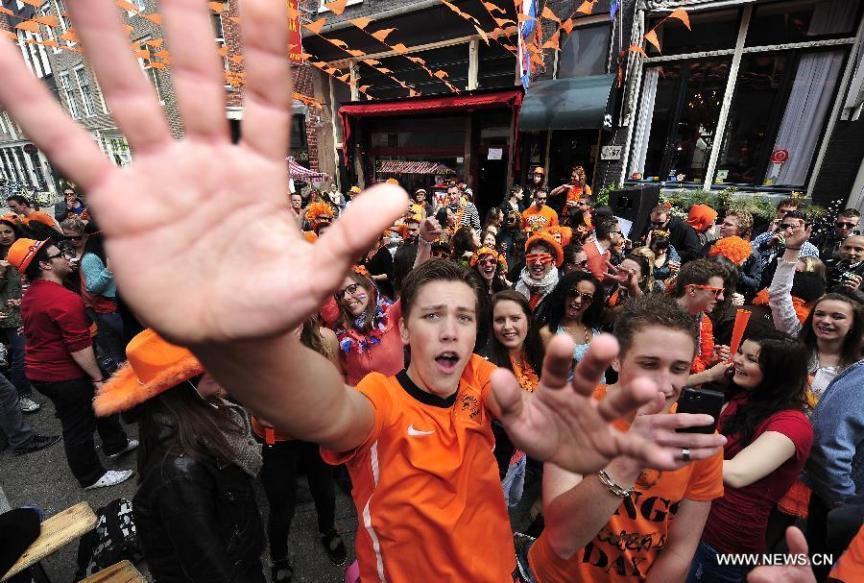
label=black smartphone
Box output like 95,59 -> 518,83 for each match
675,388 -> 724,434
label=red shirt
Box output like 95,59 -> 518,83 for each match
21,279 -> 93,382
702,393 -> 813,554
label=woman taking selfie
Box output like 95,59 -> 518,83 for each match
688,332 -> 813,583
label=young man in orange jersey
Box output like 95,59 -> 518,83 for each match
0,3 -> 724,581
525,296 -> 727,583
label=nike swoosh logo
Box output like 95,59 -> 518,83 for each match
407,425 -> 435,437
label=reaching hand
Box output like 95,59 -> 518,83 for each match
419,217 -> 443,243
0,0 -> 408,345
784,223 -> 812,250
747,527 -> 816,583
491,334 -> 725,474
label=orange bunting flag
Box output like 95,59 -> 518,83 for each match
41,39 -> 59,48
540,6 -> 560,23
377,67 -> 393,74
350,17 -> 372,29
408,56 -> 426,65
324,0 -> 347,16
303,17 -> 327,35
561,18 -> 574,34
668,8 -> 691,30
628,43 -> 647,56
391,42 -> 409,54
134,49 -> 150,59
207,2 -> 227,12
370,28 -> 396,42
153,50 -> 170,58
346,49 -> 366,57
20,0 -> 42,6
116,0 -> 139,12
433,70 -> 449,79
59,29 -> 78,42
541,31 -> 560,50
644,29 -> 661,52
576,1 -> 595,15
337,73 -> 351,83
34,15 -> 60,27
358,84 -> 371,93
230,55 -> 244,64
0,6 -> 12,15
142,13 -> 162,25
483,1 -> 505,15
329,38 -> 349,49
146,38 -> 164,48
493,16 -> 516,28
15,20 -> 41,33
362,58 -> 381,66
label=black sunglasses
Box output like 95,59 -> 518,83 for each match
837,222 -> 857,229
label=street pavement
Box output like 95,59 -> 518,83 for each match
0,390 -> 358,582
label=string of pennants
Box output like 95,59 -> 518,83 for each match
1,0 -> 689,102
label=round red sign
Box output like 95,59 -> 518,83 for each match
770,149 -> 789,164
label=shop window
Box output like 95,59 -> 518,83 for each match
640,59 -> 731,183
291,115 -> 307,150
647,8 -> 739,56
746,0 -> 861,47
478,42 -> 517,90
557,24 -> 611,78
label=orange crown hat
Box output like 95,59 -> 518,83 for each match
469,246 -> 508,272
7,238 -> 48,273
304,201 -> 334,226
687,204 -> 718,233
93,329 -> 205,417
709,235 -> 752,267
545,225 -> 573,247
525,231 -> 564,267
0,212 -> 21,225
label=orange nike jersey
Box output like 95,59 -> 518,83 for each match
322,354 -> 516,582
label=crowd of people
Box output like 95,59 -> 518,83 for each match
0,4 -> 863,582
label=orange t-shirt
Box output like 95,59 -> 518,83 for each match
322,355 -> 515,582
23,211 -> 58,230
566,184 -> 593,204
830,523 -> 864,582
528,386 -> 724,583
522,205 -> 559,232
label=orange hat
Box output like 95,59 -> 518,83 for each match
0,212 -> 21,225
532,166 -> 545,175
470,246 -> 508,272
385,178 -> 399,185
93,329 -> 205,416
304,201 -> 334,228
349,186 -> 362,194
7,238 -> 48,273
525,231 -> 564,266
687,204 -> 718,233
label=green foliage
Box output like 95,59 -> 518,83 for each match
596,183 -> 617,207
660,188 -> 817,220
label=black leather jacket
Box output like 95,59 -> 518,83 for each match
133,454 -> 266,583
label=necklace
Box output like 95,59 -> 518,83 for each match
564,321 -> 592,345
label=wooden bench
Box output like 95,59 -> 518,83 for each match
1,501 -> 97,582
80,561 -> 145,583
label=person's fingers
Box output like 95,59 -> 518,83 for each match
538,334 -> 578,392
65,0 -> 172,153
0,41 -> 113,192
490,368 -> 525,420
614,430 -> 678,471
238,0 -> 293,161
785,526 -> 810,556
570,333 -> 618,396
596,376 -> 657,422
636,392 -> 666,417
314,185 -> 408,291
160,0 -> 229,142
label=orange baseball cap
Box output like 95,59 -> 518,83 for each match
7,238 -> 49,273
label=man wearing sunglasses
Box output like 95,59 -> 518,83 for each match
752,210 -> 820,289
816,208 -> 861,261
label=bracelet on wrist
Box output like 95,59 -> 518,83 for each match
597,469 -> 634,498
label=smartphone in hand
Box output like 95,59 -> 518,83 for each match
675,388 -> 724,434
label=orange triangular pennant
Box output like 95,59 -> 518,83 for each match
207,2 -> 227,12
370,28 -> 396,42
303,17 -> 327,35
0,6 -> 12,15
324,0 -> 347,16
644,29 -> 661,52
668,8 -> 691,30
541,6 -> 560,23
329,38 -> 349,49
346,49 -> 366,57
561,18 -> 574,34
350,17 -> 372,29
15,20 -> 41,33
474,25 -> 489,44
391,43 -> 409,54
628,43 -> 647,56
541,31 -> 560,50
146,38 -> 164,48
142,13 -> 162,25
116,0 -> 139,11
20,0 -> 42,6
483,1 -> 505,15
576,1 -> 595,15
34,15 -> 59,27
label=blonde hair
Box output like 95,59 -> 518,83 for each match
60,216 -> 86,235
796,255 -> 827,282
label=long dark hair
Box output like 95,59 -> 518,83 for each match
535,271 -> 604,332
336,271 -> 379,333
0,219 -> 21,259
137,378 -> 243,477
488,290 -> 544,375
721,330 -> 809,446
451,226 -> 477,262
799,292 -> 864,369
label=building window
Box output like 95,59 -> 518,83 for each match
74,67 -> 97,116
137,39 -> 165,103
212,12 -> 230,78
40,3 -> 61,53
59,72 -> 80,119
17,31 -> 44,78
557,24 -> 611,78
641,59 -> 731,183
746,0 -> 861,47
53,0 -> 70,34
647,8 -> 739,57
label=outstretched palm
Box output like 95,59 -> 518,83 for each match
0,0 -> 407,344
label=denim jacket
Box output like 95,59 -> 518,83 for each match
807,359 -> 864,507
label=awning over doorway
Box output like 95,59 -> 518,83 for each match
338,89 -> 524,159
287,157 -> 327,180
519,74 -> 615,131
